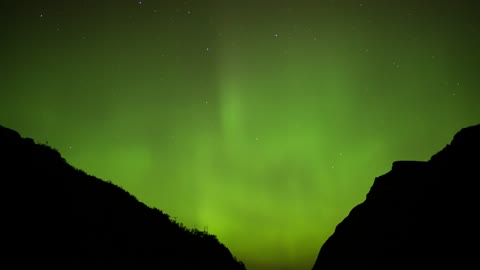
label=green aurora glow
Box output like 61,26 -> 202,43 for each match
1,1 -> 479,269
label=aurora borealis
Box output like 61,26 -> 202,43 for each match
1,0 -> 480,269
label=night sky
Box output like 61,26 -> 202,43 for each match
2,1 -> 480,269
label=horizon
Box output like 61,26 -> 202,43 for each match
2,1 -> 480,269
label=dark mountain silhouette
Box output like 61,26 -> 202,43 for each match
0,124 -> 246,269
312,124 -> 480,269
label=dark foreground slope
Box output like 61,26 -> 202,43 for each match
312,124 -> 480,269
0,124 -> 246,269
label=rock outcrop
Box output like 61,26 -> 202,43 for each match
312,124 -> 480,269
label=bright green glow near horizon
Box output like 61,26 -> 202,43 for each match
1,1 -> 480,269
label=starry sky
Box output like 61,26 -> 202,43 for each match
1,0 -> 480,269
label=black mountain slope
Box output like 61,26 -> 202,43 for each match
0,124 -> 246,269
312,124 -> 480,269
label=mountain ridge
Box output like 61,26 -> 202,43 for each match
0,124 -> 246,269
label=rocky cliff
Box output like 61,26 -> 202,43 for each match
312,124 -> 480,269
